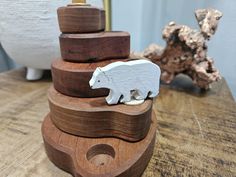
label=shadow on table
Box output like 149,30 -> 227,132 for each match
160,74 -> 220,98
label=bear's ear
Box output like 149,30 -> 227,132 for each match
94,67 -> 101,73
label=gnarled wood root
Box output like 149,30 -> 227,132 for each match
140,8 -> 222,89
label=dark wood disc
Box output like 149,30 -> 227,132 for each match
57,6 -> 105,33
59,32 -> 130,62
51,59 -> 122,98
48,86 -> 153,142
42,112 -> 157,177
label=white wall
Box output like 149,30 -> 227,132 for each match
0,0 -> 103,71
0,44 -> 9,72
112,0 -> 236,100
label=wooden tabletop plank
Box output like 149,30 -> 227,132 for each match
144,75 -> 236,177
0,69 -> 235,177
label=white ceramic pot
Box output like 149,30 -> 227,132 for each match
0,0 -> 103,80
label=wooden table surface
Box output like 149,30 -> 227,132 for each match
0,69 -> 235,177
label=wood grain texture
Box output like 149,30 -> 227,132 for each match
48,86 -> 153,142
57,6 -> 105,33
0,69 -> 236,177
145,75 -> 236,177
42,113 -> 157,177
59,32 -> 130,62
51,59 -> 120,98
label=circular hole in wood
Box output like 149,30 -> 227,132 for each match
86,144 -> 115,167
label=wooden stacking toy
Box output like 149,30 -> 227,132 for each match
41,1 -> 160,176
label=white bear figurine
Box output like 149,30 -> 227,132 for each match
89,59 -> 161,105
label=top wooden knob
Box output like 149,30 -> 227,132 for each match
70,0 -> 89,6
57,5 -> 105,33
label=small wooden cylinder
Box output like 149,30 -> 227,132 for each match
59,32 -> 130,62
48,86 -> 153,142
57,6 -> 105,33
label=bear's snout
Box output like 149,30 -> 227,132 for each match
89,80 -> 93,87
89,79 -> 96,89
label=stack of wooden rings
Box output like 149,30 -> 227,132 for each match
41,2 -> 157,177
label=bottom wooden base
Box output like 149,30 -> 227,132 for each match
42,113 -> 157,177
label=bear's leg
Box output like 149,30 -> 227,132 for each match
106,90 -> 113,102
120,91 -> 131,103
136,89 -> 148,100
124,90 -> 145,106
149,90 -> 159,98
106,90 -> 121,105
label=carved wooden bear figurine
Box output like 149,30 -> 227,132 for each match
89,59 -> 161,105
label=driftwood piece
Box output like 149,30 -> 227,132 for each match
195,8 -> 223,39
141,8 -> 222,89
